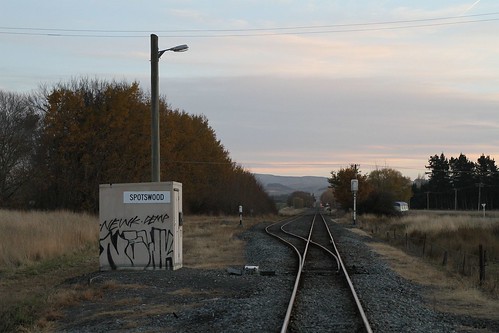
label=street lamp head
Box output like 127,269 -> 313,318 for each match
158,44 -> 189,59
170,44 -> 189,52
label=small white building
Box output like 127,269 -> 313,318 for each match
99,182 -> 183,270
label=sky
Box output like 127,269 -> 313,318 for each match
1,0 -> 499,180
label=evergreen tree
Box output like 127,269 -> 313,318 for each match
449,154 -> 476,210
426,153 -> 452,209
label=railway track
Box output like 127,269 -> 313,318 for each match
266,211 -> 372,333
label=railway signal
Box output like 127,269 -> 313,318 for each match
351,179 -> 358,225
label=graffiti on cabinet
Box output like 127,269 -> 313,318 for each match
99,213 -> 173,269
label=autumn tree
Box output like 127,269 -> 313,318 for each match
31,78 -> 276,214
328,165 -> 372,210
0,91 -> 40,207
368,168 -> 412,201
34,79 -> 150,211
319,188 -> 335,209
287,191 -> 315,208
365,168 -> 412,215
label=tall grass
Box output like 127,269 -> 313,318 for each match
0,210 -> 98,268
360,212 -> 499,252
0,211 -> 279,332
358,211 -> 499,297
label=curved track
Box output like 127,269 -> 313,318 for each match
266,211 -> 372,333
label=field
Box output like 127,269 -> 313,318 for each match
356,210 -> 499,294
0,209 -> 274,332
350,209 -> 499,319
1,208 -> 498,331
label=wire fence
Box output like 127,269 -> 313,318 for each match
370,226 -> 499,289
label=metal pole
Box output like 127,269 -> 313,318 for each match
353,192 -> 357,225
477,183 -> 482,211
151,34 -> 160,182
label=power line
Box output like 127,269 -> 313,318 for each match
0,12 -> 498,38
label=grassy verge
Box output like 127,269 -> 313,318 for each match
0,210 -> 279,332
183,215 -> 278,268
0,209 -> 98,268
0,245 -> 99,332
341,210 -> 499,319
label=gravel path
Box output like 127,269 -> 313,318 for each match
56,218 -> 499,332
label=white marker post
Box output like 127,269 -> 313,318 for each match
351,179 -> 358,225
239,205 -> 243,226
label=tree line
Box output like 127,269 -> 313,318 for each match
0,78 -> 276,215
328,165 -> 413,215
411,153 -> 499,210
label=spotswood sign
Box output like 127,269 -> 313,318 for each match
123,191 -> 170,204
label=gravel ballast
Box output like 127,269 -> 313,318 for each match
56,218 -> 499,332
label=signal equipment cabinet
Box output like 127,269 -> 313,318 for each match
99,182 -> 183,270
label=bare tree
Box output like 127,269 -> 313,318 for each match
0,90 -> 39,206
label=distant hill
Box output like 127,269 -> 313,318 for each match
255,174 -> 329,197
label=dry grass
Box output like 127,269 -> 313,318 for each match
348,226 -> 499,320
0,209 -> 98,268
2,208 -> 498,331
345,210 -> 499,321
182,215 -> 279,268
403,213 -> 499,234
0,211 -> 280,332
358,211 -> 499,263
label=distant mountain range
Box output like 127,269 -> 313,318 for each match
254,174 -> 329,198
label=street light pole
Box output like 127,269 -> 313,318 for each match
150,34 -> 188,182
151,34 -> 160,182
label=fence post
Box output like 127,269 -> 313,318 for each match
479,244 -> 485,285
442,251 -> 448,266
405,233 -> 408,249
422,234 -> 427,257
393,228 -> 396,240
462,253 -> 466,275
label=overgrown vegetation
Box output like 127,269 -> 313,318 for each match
0,210 -> 279,331
0,210 -> 98,268
358,210 -> 499,298
0,80 -> 276,215
328,164 -> 412,215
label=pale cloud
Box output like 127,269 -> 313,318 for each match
2,0 -> 499,180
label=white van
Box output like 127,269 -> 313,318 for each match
394,201 -> 409,212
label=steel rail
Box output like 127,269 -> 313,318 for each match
281,219 -> 340,272
265,214 -> 314,333
320,214 -> 373,333
279,213 -> 316,333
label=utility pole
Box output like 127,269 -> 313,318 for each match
151,34 -> 160,182
150,34 -> 188,182
477,183 -> 483,211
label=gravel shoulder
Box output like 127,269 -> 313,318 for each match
54,219 -> 499,333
